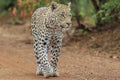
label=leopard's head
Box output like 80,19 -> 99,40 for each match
48,2 -> 72,30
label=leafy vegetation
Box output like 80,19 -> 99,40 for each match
0,0 -> 16,12
0,0 -> 119,27
97,0 -> 120,24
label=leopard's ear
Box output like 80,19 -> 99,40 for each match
67,2 -> 71,7
51,1 -> 58,11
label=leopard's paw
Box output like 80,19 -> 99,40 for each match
36,70 -> 43,76
51,71 -> 60,77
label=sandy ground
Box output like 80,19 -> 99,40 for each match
0,24 -> 120,80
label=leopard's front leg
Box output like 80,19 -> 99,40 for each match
50,34 -> 63,77
38,35 -> 56,78
33,33 -> 53,78
32,28 -> 43,76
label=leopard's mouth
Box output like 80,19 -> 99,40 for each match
59,23 -> 72,29
60,25 -> 65,28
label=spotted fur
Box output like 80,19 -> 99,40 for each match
31,2 -> 72,78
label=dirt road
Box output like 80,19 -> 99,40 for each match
0,24 -> 120,80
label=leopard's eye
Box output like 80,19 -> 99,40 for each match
60,12 -> 65,18
61,12 -> 65,14
69,13 -> 72,17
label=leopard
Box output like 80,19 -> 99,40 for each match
31,2 -> 72,78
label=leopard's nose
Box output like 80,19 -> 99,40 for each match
66,23 -> 71,26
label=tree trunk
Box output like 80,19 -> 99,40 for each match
74,1 -> 85,29
91,0 -> 99,12
91,0 -> 102,26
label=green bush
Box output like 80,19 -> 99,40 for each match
97,0 -> 120,23
0,0 -> 119,26
0,0 -> 16,12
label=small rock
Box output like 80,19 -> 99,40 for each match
110,55 -> 118,59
